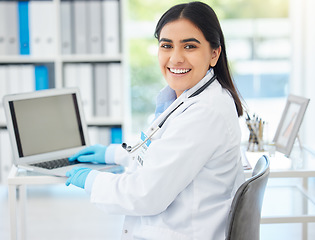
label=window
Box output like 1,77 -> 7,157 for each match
127,0 -> 290,143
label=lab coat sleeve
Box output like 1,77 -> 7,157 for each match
105,144 -> 130,167
89,97 -> 240,216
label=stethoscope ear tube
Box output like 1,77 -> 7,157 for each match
188,74 -> 216,98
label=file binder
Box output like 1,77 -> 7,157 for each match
0,66 -> 7,123
87,0 -> 102,54
64,63 -> 93,119
60,0 -> 73,54
21,65 -> 35,92
94,63 -> 109,117
78,64 -> 93,120
6,1 -> 19,55
108,63 -> 123,119
29,1 -> 56,56
35,65 -> 49,90
18,1 -> 30,55
73,0 -> 88,54
0,2 -> 6,55
7,65 -> 20,94
111,127 -> 123,144
102,0 -> 120,55
0,130 -> 13,183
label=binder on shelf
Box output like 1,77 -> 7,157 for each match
94,63 -> 109,117
99,126 -> 111,145
87,0 -> 102,54
64,63 -> 78,87
60,0 -> 73,54
64,63 -> 93,119
88,126 -> 99,146
7,65 -> 20,94
102,0 -> 120,55
78,64 -> 93,120
35,65 -> 49,90
73,0 -> 88,54
111,127 -> 122,144
46,63 -> 55,89
88,126 -> 111,146
108,63 -> 123,119
0,130 -> 13,184
6,1 -> 19,55
0,2 -> 6,55
21,64 -> 35,92
0,66 -> 7,123
29,1 -> 56,56
18,1 -> 30,55
29,1 -> 42,56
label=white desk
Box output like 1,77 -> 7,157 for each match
7,147 -> 315,240
7,165 -> 66,240
244,146 -> 315,240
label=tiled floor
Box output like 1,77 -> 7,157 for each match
1,179 -> 315,240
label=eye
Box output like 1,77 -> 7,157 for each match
160,44 -> 172,49
184,44 -> 197,49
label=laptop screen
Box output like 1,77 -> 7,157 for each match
8,93 -> 85,157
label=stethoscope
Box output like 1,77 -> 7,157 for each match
122,74 -> 217,153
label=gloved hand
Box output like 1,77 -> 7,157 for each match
65,167 -> 92,189
69,144 -> 107,164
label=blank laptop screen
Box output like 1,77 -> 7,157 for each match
9,93 -> 85,157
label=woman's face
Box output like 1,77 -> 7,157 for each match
158,18 -> 221,97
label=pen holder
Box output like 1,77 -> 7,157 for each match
247,131 -> 264,152
246,118 -> 265,152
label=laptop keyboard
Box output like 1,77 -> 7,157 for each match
31,158 -> 78,170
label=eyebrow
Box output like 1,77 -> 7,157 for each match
159,38 -> 201,44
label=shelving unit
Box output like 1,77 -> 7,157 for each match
0,0 -> 127,184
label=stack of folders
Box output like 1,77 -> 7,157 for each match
0,1 -> 56,56
61,0 -> 121,55
0,0 -> 120,56
0,64 -> 51,123
64,62 -> 123,121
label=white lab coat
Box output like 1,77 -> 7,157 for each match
89,71 -> 245,240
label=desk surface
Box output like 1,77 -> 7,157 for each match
244,146 -> 315,178
7,165 -> 66,185
8,146 -> 315,184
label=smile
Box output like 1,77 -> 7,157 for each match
168,68 -> 191,74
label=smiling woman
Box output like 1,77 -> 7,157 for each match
65,2 -> 246,240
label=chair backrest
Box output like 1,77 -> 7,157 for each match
225,155 -> 270,240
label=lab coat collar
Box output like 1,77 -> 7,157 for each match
155,68 -> 214,114
150,69 -> 215,131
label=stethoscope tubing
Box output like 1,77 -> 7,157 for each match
122,74 -> 217,153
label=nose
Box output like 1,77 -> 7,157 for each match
169,48 -> 184,64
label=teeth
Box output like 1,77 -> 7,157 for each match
170,68 -> 190,74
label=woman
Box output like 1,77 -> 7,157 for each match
66,2 -> 245,239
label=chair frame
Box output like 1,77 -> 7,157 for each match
225,155 -> 270,240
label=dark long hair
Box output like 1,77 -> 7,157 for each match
154,1 -> 243,117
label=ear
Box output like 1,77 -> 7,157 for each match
209,46 -> 221,67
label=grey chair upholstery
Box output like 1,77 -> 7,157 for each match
225,155 -> 270,240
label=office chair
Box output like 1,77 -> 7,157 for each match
225,155 -> 270,240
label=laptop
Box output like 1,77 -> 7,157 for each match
3,88 -> 120,177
